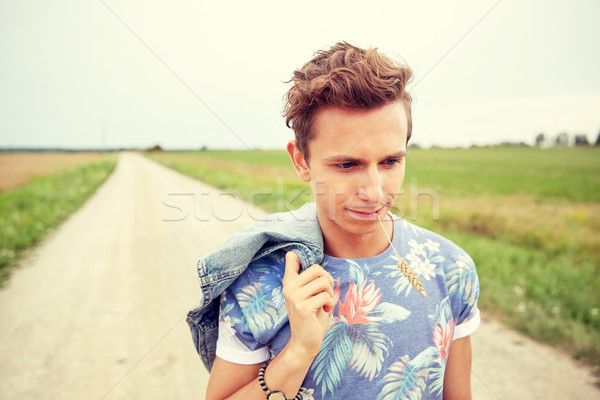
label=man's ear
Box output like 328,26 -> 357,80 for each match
287,141 -> 311,182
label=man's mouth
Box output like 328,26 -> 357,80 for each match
347,205 -> 387,219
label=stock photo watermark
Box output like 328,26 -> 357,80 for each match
161,177 -> 440,223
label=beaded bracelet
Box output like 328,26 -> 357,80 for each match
258,360 -> 304,400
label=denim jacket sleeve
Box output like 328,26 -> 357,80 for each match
186,202 -> 323,371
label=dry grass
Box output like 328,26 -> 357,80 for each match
0,152 -> 105,192
377,212 -> 427,297
0,153 -> 118,284
397,193 -> 600,257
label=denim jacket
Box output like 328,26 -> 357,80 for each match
186,202 -> 324,371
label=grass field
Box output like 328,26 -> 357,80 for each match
147,147 -> 600,371
0,153 -> 118,285
0,152 -> 107,192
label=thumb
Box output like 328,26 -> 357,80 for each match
283,251 -> 301,284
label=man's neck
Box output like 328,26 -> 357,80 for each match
321,217 -> 394,259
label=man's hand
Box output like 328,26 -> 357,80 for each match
206,252 -> 334,400
282,251 -> 335,359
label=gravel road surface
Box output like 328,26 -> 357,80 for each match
0,153 -> 597,399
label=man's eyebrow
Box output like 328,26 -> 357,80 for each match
324,155 -> 362,162
383,151 -> 407,159
324,151 -> 407,163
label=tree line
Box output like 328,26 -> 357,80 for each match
534,130 -> 600,147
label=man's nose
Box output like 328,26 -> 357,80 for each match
357,166 -> 385,204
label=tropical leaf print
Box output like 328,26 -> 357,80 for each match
444,253 -> 478,307
251,253 -> 285,308
310,277 -> 408,397
411,346 -> 438,368
383,260 -> 420,298
338,281 -> 383,325
259,272 -> 284,302
384,263 -> 412,297
382,256 -> 412,297
420,298 -> 455,397
220,291 -> 235,316
257,266 -> 286,322
377,354 -> 428,400
347,260 -> 366,287
344,259 -> 382,287
427,364 -> 445,397
372,298 -> 455,399
232,253 -> 290,339
347,322 -> 391,381
311,321 -> 353,398
370,302 -> 411,324
431,298 -> 455,362
236,282 -> 280,336
249,252 -> 284,274
409,347 -> 445,398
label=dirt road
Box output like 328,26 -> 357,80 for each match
0,153 -> 597,399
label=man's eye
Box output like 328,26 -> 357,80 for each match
338,162 -> 355,169
384,159 -> 400,166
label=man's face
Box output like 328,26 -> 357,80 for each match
288,100 -> 408,247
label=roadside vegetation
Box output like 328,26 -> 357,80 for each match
0,153 -> 118,285
0,152 -> 108,191
147,147 -> 600,372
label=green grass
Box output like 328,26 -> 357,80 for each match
405,147 -> 600,203
176,149 -> 294,167
0,153 -> 118,285
145,151 -> 312,212
146,147 -> 600,371
443,229 -> 599,365
154,147 -> 600,202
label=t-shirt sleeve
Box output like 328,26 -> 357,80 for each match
214,252 -> 289,365
446,251 -> 481,340
215,291 -> 270,364
454,305 -> 480,340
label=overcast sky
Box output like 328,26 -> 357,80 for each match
1,0 -> 599,150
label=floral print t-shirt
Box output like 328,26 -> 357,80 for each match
216,216 -> 480,400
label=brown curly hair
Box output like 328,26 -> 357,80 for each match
284,41 -> 413,158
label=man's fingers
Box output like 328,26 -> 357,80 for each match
283,253 -> 334,299
296,276 -> 335,299
294,264 -> 334,288
283,251 -> 302,285
307,292 -> 336,312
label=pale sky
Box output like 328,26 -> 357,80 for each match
1,0 -> 599,150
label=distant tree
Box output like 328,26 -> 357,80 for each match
535,133 -> 545,147
596,130 -> 600,146
555,132 -> 569,146
574,134 -> 589,146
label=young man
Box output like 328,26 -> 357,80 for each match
194,42 -> 480,400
